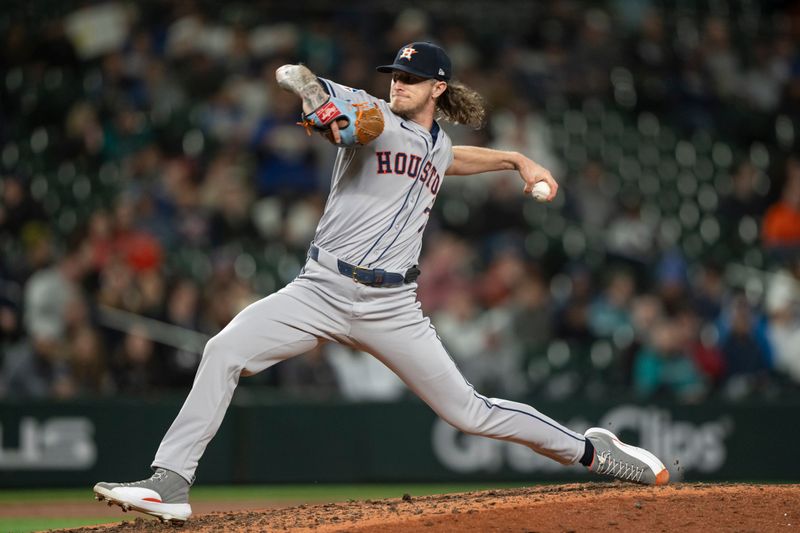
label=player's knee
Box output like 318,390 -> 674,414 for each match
440,395 -> 498,436
202,332 -> 233,361
201,329 -> 257,372
442,410 -> 482,435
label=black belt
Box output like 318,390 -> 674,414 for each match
309,245 -> 420,288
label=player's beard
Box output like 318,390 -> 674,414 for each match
389,94 -> 427,119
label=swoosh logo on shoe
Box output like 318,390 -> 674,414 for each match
142,497 -> 162,503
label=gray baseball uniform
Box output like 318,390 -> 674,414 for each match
151,78 -> 586,483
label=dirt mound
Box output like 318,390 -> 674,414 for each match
61,483 -> 799,533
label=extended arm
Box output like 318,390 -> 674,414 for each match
276,64 -> 329,113
445,146 -> 558,201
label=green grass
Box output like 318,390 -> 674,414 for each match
0,482 -> 531,533
0,517 -> 122,533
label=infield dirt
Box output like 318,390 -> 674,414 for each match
55,483 -> 799,532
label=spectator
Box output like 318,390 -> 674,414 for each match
110,193 -> 164,273
569,9 -> 620,97
0,296 -> 22,397
135,269 -> 166,319
1,335 -> 70,399
718,162 -> 767,224
628,9 -> 674,111
605,189 -> 656,274
489,98 -> 564,185
23,243 -> 89,344
64,101 -> 105,160
101,103 -> 153,162
96,256 -> 137,311
162,278 -> 204,386
779,61 -> 800,151
0,174 -> 46,241
207,179 -> 259,247
250,88 -> 318,197
655,249 -> 689,315
691,261 -> 725,323
553,264 -> 595,346
415,233 -> 473,315
633,318 -> 706,402
674,50 -> 716,131
84,209 -> 115,274
740,40 -> 788,115
588,269 -> 635,338
111,325 -> 161,394
66,325 -> 113,397
3,257 -> 88,399
151,157 -> 205,247
715,295 -> 769,400
476,248 -> 527,309
0,296 -> 23,349
762,158 -> 800,249
622,293 -> 664,385
676,307 -> 725,388
510,272 -> 553,360
701,18 -> 741,103
568,161 -> 616,232
765,259 -> 800,384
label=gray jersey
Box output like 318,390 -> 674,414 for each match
312,78 -> 454,272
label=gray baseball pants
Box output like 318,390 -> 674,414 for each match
152,247 -> 586,483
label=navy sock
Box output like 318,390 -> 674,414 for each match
579,439 -> 595,467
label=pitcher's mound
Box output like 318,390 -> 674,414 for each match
65,483 -> 800,532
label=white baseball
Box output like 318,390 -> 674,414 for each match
531,181 -> 551,202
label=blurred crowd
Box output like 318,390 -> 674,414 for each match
1,0 -> 800,403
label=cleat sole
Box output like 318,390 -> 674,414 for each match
93,487 -> 189,524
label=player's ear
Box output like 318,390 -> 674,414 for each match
432,81 -> 447,99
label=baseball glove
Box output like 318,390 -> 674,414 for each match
300,96 -> 384,147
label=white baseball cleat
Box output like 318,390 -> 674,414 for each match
93,468 -> 192,524
584,427 -> 670,486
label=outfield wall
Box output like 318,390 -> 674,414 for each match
0,398 -> 797,487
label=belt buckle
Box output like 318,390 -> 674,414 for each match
352,265 -> 370,285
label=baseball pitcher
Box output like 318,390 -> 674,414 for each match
93,42 -> 668,524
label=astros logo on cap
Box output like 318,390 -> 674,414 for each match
399,47 -> 417,60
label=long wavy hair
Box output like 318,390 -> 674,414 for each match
436,81 -> 486,129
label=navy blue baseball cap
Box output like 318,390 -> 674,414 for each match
376,42 -> 452,81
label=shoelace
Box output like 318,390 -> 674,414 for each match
119,469 -> 168,487
297,117 -> 316,136
119,479 -> 149,487
594,451 -> 645,482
